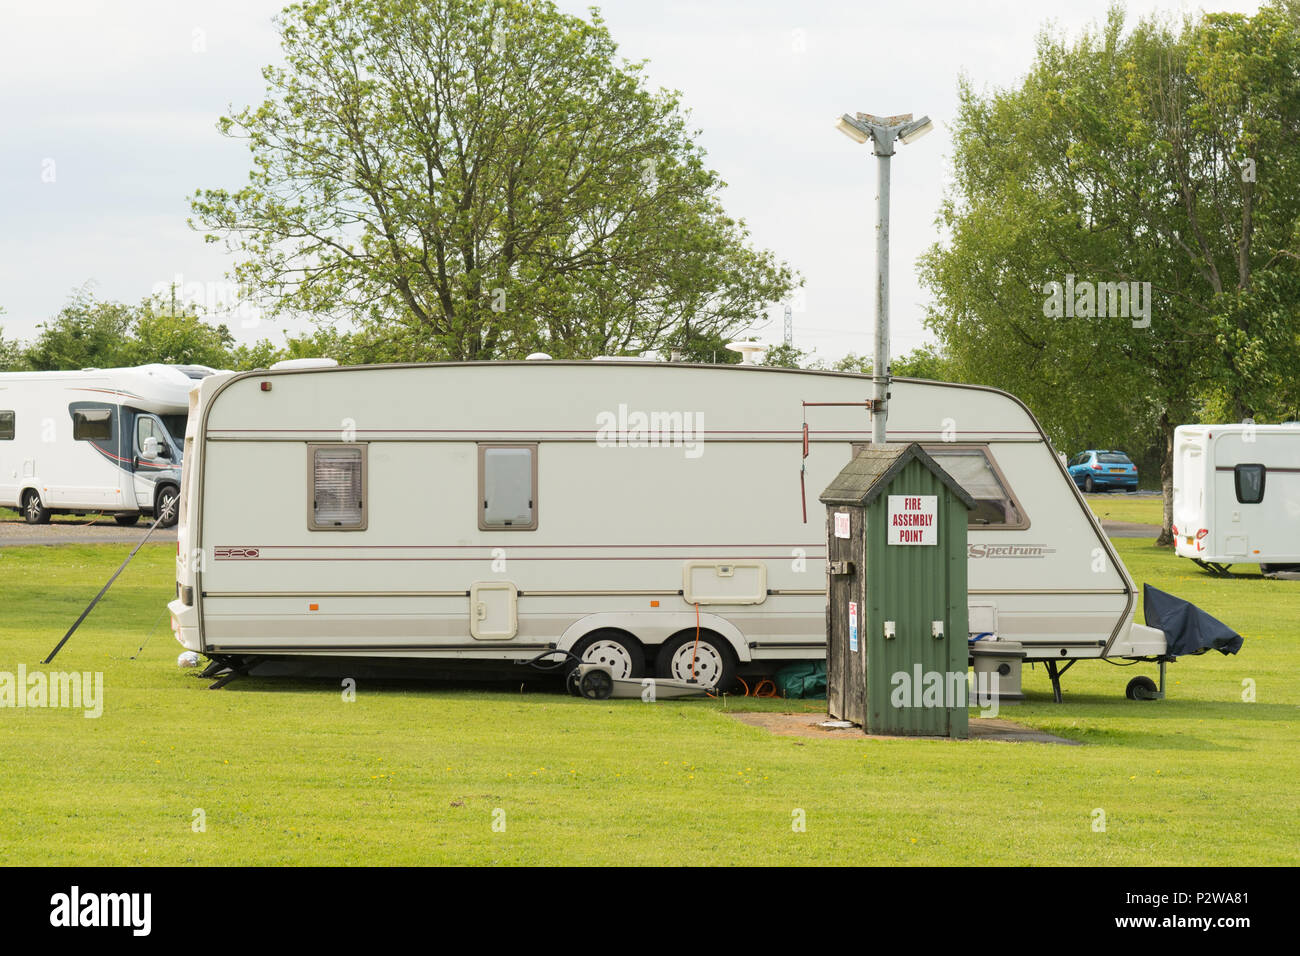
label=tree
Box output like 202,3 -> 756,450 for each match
22,291 -> 135,370
760,343 -> 815,369
192,0 -> 797,361
920,3 -> 1300,544
830,344 -> 952,380
122,295 -> 236,368
17,290 -> 249,372
661,326 -> 741,364
0,311 -> 24,371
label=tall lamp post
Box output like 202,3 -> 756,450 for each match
835,111 -> 933,445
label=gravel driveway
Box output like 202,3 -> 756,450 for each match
0,513 -> 177,547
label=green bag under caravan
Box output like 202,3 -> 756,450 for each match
775,661 -> 827,699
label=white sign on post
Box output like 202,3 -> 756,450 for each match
887,495 -> 938,546
834,512 -> 851,539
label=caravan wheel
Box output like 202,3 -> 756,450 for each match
22,490 -> 51,525
572,631 -> 644,680
656,632 -> 736,693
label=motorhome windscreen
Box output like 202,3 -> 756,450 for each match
923,446 -> 1027,528
160,415 -> 187,446
310,445 -> 366,530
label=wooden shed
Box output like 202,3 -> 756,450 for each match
820,443 -> 976,737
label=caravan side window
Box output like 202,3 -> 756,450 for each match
72,408 -> 113,441
0,411 -> 13,441
478,444 -> 537,530
308,444 -> 367,530
1234,464 -> 1266,504
921,445 -> 1029,529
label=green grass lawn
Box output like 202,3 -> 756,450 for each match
0,539 -> 1295,866
1084,493 -> 1164,527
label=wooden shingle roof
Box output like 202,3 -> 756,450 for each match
818,442 -> 976,510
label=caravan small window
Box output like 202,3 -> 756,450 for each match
0,411 -> 13,441
922,445 -> 1029,529
479,444 -> 537,530
309,444 -> 367,530
72,408 -> 113,441
1234,464 -> 1266,504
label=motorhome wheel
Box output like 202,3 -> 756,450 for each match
114,514 -> 141,527
156,486 -> 180,527
22,490 -> 51,525
571,631 -> 644,680
656,632 -> 735,692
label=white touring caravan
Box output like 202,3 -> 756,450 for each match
169,361 -> 1170,696
1173,422 -> 1300,574
0,364 -> 204,526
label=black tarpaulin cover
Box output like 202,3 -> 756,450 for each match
1143,585 -> 1244,656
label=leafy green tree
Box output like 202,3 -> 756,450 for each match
0,311 -> 25,371
226,338 -> 287,371
22,291 -> 135,370
192,0 -> 796,361
121,295 -> 236,368
829,345 -> 951,380
760,343 -> 816,369
658,326 -> 741,364
920,3 -> 1300,544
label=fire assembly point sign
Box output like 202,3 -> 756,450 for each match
887,495 -> 937,546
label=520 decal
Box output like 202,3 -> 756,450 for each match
214,547 -> 261,559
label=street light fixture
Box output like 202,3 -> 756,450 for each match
835,110 -> 933,444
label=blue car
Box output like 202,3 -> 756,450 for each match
1068,449 -> 1139,492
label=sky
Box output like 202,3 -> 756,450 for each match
0,0 -> 1266,363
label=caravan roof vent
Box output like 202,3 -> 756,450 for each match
726,341 -> 767,365
270,358 -> 340,371
526,352 -> 553,361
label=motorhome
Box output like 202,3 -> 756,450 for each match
1173,423 -> 1300,574
168,360 -> 1169,695
0,364 -> 205,526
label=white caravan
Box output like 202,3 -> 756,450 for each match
168,361 -> 1167,694
1173,423 -> 1300,574
0,364 -> 205,526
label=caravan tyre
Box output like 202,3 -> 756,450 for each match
656,632 -> 736,693
156,486 -> 180,528
571,631 -> 644,681
22,490 -> 52,525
